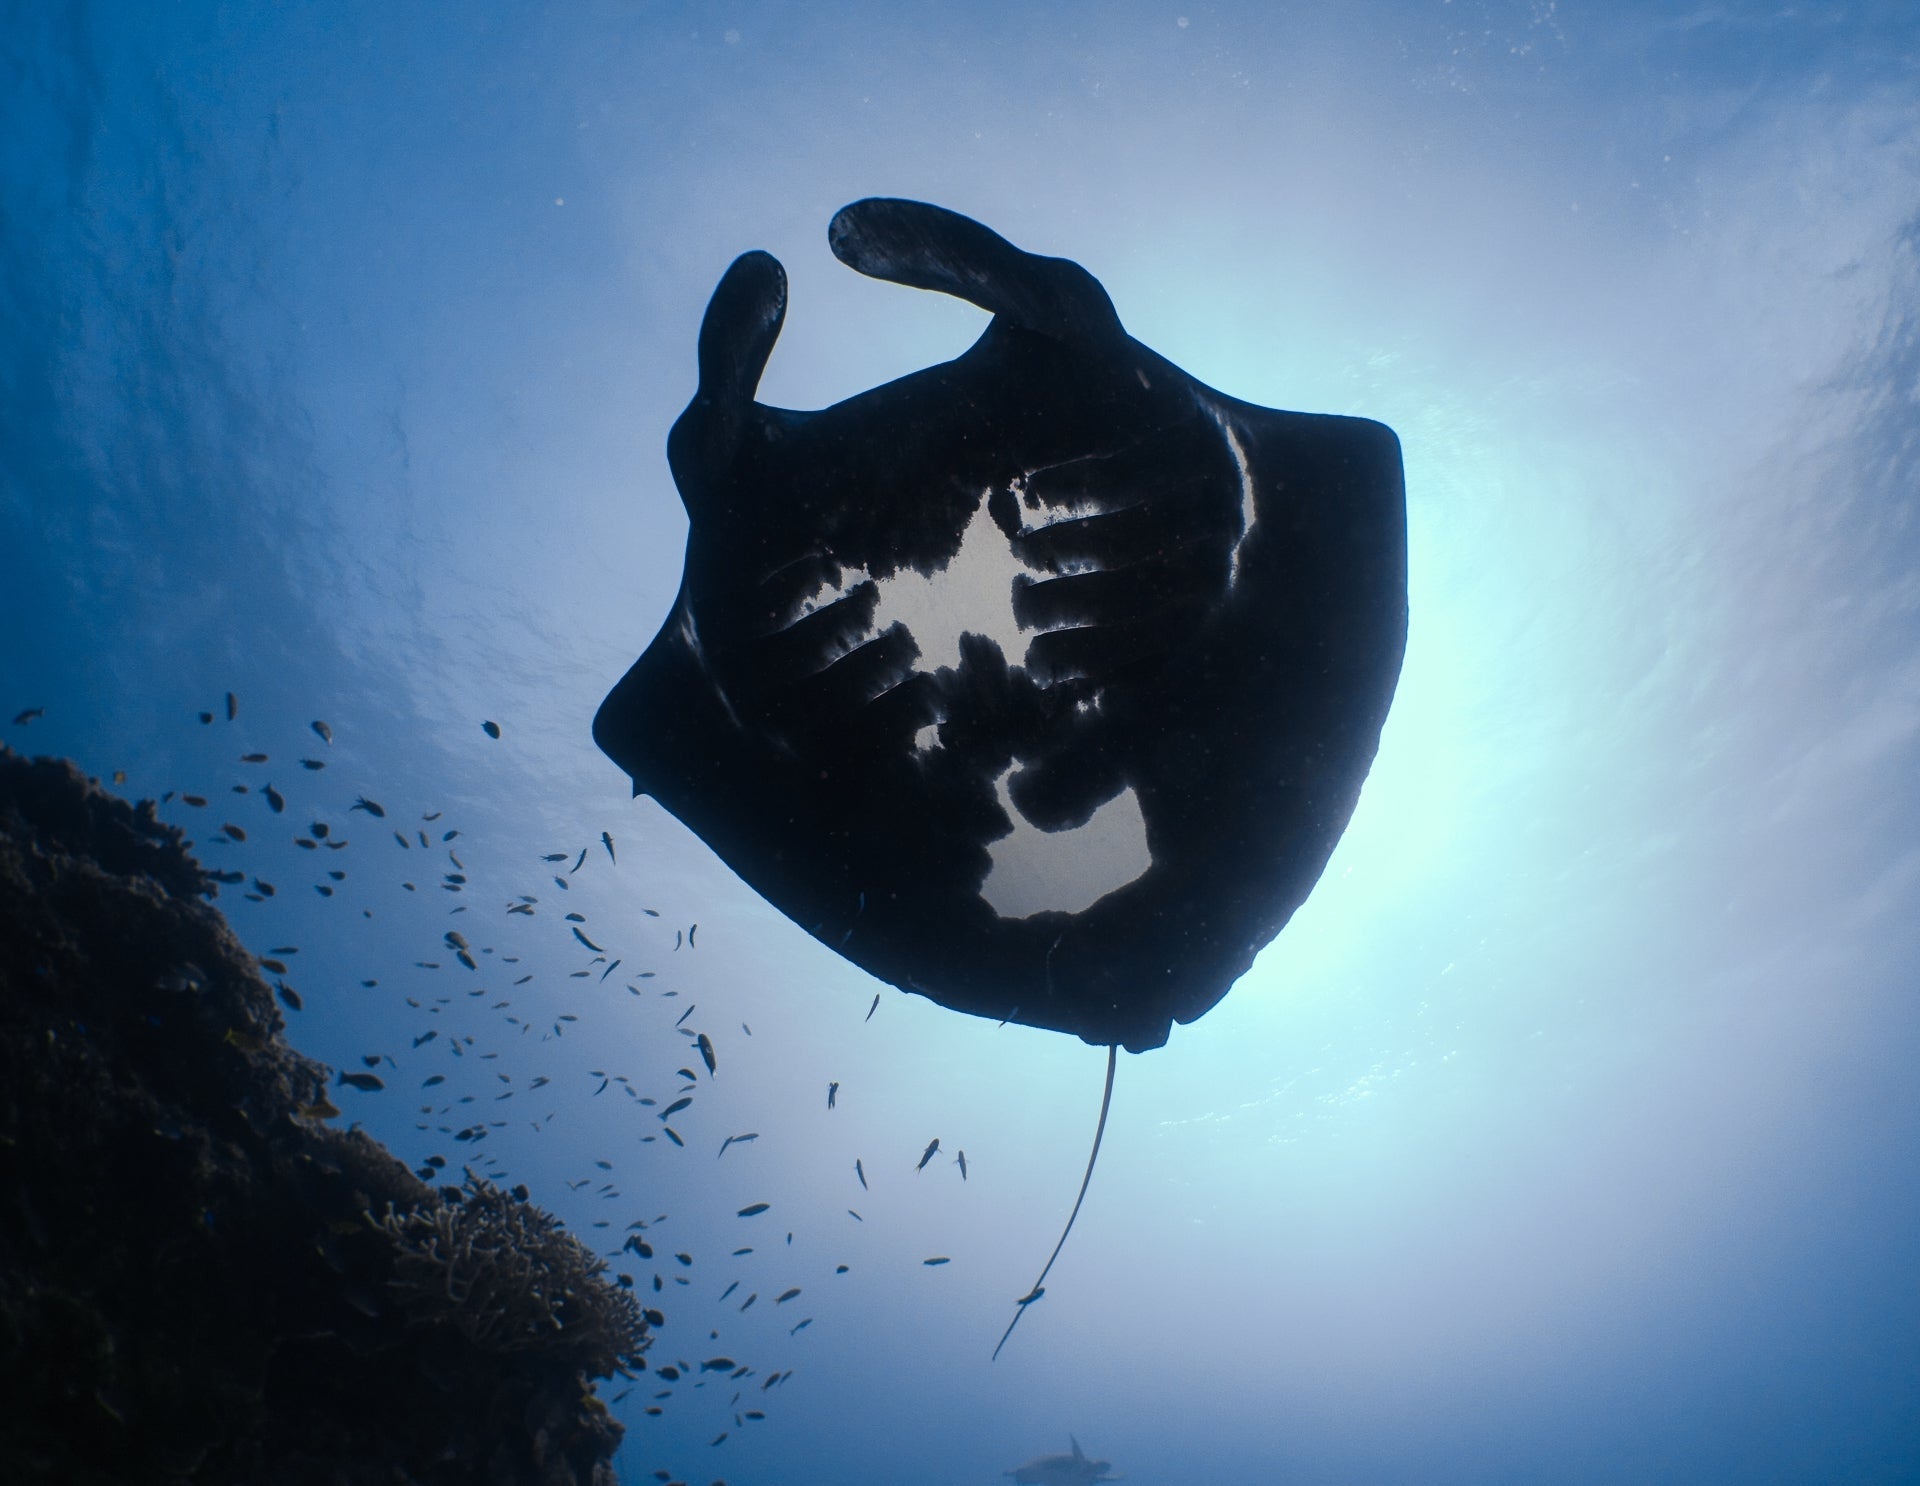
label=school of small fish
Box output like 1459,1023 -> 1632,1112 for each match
6,697 -> 980,1486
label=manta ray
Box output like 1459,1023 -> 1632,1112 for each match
594,198 -> 1407,1054
595,197 -> 1406,1354
1005,1435 -> 1118,1485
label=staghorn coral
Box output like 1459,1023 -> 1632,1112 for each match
380,1177 -> 649,1378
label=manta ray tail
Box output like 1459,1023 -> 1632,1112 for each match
992,1042 -> 1118,1361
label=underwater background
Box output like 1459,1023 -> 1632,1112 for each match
4,2 -> 1918,1482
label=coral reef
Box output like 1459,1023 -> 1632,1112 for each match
0,746 -> 643,1484
379,1176 -> 647,1377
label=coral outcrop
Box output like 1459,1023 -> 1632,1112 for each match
0,746 -> 644,1484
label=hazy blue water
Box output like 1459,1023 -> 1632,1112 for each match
4,4 -> 1918,1482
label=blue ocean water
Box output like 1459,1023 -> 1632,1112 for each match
4,3 -> 1918,1482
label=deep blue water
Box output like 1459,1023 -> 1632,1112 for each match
5,4 -> 1919,1482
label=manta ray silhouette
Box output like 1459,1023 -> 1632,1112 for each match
595,197 -> 1407,1055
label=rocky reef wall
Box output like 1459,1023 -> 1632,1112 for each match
0,747 -> 646,1485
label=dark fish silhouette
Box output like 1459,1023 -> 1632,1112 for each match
351,796 -> 385,817
337,1071 -> 384,1092
592,198 -> 1405,1053
482,720 -> 501,738
13,707 -> 44,725
827,1081 -> 838,1110
697,1032 -> 716,1076
602,830 -> 616,862
311,720 -> 332,744
916,1138 -> 940,1172
1005,1435 -> 1116,1485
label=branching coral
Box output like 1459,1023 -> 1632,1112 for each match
377,1178 -> 649,1378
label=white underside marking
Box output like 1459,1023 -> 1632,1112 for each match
1214,407 -> 1257,586
981,767 -> 1151,919
868,492 -> 1030,673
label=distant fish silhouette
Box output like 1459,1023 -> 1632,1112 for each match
1004,1436 -> 1117,1485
